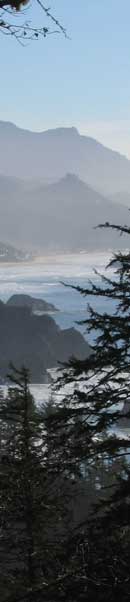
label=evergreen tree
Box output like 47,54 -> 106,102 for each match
0,365 -> 46,601
1,222 -> 130,600
51,221 -> 130,599
0,367 -> 75,602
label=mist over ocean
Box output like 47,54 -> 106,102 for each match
0,252 -> 113,338
0,251 -> 115,406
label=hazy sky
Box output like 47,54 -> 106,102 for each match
0,0 -> 130,157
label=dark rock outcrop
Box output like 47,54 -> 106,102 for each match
0,302 -> 90,383
7,294 -> 58,313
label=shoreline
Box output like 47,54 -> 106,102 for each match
0,249 -> 114,268
0,246 -> 129,269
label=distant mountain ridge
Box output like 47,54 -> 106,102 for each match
0,241 -> 30,262
0,121 -> 130,195
0,172 -> 129,252
0,121 -> 130,253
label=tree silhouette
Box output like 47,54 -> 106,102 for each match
0,366 -> 75,602
0,0 -> 67,43
53,218 -> 130,599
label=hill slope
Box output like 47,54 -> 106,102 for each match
7,294 -> 57,313
0,241 -> 30,262
0,173 -> 129,252
0,122 -> 130,195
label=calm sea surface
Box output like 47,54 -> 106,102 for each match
0,251 -> 113,335
0,252 -> 114,403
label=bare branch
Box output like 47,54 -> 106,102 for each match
95,222 -> 130,236
0,0 -> 67,42
36,0 -> 67,37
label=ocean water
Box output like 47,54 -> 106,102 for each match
0,251 -> 115,404
0,253 -> 129,450
0,251 -> 113,341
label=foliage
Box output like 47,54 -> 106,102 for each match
1,221 -> 130,599
0,366 -> 78,602
53,220 -> 130,598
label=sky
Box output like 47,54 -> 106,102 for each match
0,0 -> 130,157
